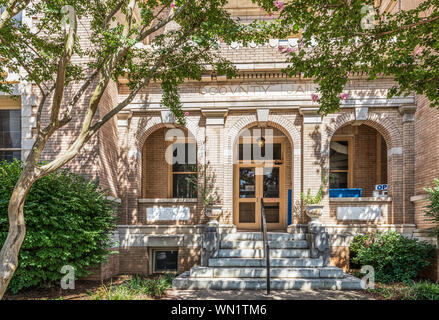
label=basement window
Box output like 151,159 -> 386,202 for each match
152,249 -> 178,273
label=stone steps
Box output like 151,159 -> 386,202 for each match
222,232 -> 306,242
172,231 -> 364,291
173,272 -> 364,290
208,257 -> 324,268
220,240 -> 309,249
190,266 -> 345,279
218,248 -> 310,258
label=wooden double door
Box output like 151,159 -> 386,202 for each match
233,138 -> 286,230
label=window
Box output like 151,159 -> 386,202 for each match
151,249 -> 178,273
0,109 -> 21,162
329,138 -> 352,189
170,141 -> 197,198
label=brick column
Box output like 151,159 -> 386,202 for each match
201,109 -> 228,223
299,107 -> 325,224
399,106 -> 417,225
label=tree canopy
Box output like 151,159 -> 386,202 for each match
256,0 -> 439,114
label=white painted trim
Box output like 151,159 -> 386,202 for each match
388,147 -> 403,157
410,194 -> 429,202
139,198 -> 198,204
330,197 -> 392,203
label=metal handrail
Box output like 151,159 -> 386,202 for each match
260,198 -> 270,295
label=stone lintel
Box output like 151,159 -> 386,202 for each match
299,107 -> 322,124
256,108 -> 270,127
399,105 -> 417,123
160,110 -> 176,128
202,109 -> 229,126
352,106 -> 369,126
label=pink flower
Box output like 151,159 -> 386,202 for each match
274,0 -> 285,10
170,3 -> 176,9
286,47 -> 295,53
340,93 -> 349,100
311,93 -> 320,102
414,47 -> 423,55
278,45 -> 284,52
184,112 -> 189,116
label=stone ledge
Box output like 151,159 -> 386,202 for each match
138,198 -> 198,204
330,197 -> 392,203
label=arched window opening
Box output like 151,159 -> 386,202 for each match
329,124 -> 388,197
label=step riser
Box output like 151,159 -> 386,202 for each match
190,268 -> 345,279
173,277 -> 364,291
222,233 -> 306,242
220,241 -> 308,249
218,249 -> 310,258
209,258 -> 324,268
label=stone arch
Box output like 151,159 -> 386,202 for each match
322,110 -> 403,224
134,116 -> 205,198
223,114 -> 302,225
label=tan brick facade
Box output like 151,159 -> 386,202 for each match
5,1 -> 439,281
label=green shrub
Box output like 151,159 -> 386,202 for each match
405,281 -> 439,300
350,231 -> 435,283
369,281 -> 439,300
88,275 -> 175,300
425,179 -> 439,237
0,160 -> 117,294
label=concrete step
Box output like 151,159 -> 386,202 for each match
218,248 -> 310,258
209,258 -> 324,268
190,266 -> 345,279
173,272 -> 364,290
222,232 -> 305,242
220,240 -> 309,249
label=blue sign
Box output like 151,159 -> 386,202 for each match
375,184 -> 388,191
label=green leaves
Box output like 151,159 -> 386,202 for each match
350,231 -> 435,283
255,0 -> 439,114
424,179 -> 439,237
0,160 -> 117,294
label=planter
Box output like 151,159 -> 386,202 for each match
205,204 -> 222,226
305,205 -> 323,223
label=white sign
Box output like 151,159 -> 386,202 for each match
147,206 -> 190,221
337,206 -> 382,221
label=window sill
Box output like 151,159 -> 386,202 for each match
330,197 -> 392,203
138,198 -> 198,204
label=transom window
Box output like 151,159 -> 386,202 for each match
169,141 -> 197,198
0,109 -> 21,162
329,138 -> 352,189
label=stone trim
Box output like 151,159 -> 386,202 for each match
139,198 -> 198,204
330,197 -> 392,203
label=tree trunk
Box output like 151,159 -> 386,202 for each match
0,168 -> 37,299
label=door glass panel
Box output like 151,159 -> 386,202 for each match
264,203 -> 280,223
263,167 -> 279,198
239,168 -> 255,198
238,143 -> 282,161
239,202 -> 255,223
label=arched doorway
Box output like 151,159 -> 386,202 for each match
329,124 -> 388,196
233,126 -> 292,230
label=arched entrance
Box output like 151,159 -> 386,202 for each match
233,126 -> 292,230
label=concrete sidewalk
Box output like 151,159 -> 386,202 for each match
165,289 -> 374,300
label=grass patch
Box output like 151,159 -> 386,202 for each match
368,281 -> 439,300
88,274 -> 176,300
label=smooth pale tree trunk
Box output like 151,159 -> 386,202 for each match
0,165 -> 38,299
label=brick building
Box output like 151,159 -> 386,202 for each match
1,1 -> 438,287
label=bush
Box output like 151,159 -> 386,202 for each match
88,275 -> 175,300
350,231 -> 435,283
0,160 -> 117,294
369,281 -> 439,300
425,179 -> 439,237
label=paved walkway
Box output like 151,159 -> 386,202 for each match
165,289 -> 374,300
